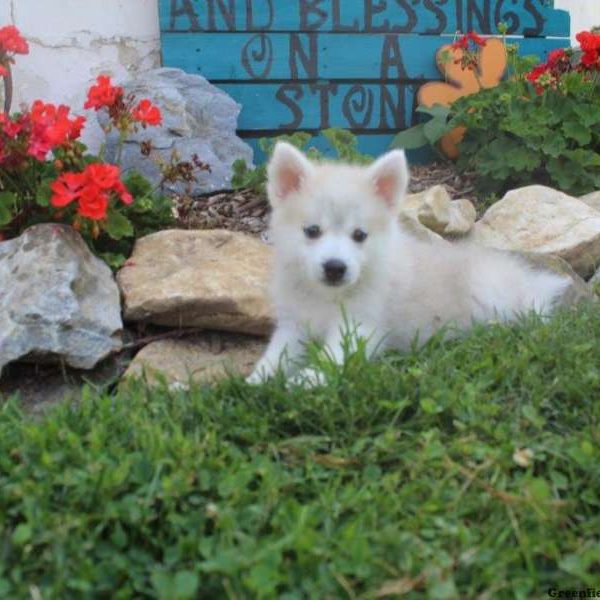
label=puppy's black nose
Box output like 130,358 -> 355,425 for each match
323,259 -> 347,284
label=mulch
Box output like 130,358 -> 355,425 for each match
175,161 -> 478,238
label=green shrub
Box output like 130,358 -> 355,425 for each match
232,128 -> 372,195
451,71 -> 600,196
393,32 -> 600,198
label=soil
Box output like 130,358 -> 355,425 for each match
175,161 -> 478,238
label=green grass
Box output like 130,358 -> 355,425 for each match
1,305 -> 600,599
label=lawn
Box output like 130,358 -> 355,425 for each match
1,304 -> 600,599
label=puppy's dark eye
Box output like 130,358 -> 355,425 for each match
352,229 -> 368,243
304,225 -> 322,239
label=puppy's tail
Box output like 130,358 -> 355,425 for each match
470,250 -> 572,321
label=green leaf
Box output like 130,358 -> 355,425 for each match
424,115 -> 451,145
417,104 -> 451,120
36,179 -> 54,207
0,190 -> 17,226
105,210 -> 134,240
174,571 -> 199,599
392,124 -> 429,150
151,571 -> 173,600
12,524 -> 32,546
98,252 -> 127,270
562,121 -> 592,145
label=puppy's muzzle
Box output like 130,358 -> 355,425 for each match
323,259 -> 347,286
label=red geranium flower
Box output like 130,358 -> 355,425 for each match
0,25 -> 29,55
84,75 -> 123,111
467,32 -> 487,47
547,48 -> 566,67
526,64 -> 548,83
451,32 -> 486,51
0,65 -> 7,78
26,100 -> 86,159
114,180 -> 134,205
49,163 -> 133,221
576,31 -> 600,53
86,163 -> 121,189
78,186 -> 110,220
50,172 -> 86,207
132,99 -> 162,127
451,35 -> 469,51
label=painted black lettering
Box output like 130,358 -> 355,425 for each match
299,0 -> 328,31
170,0 -> 202,31
523,0 -> 544,36
343,85 -> 374,128
381,35 -> 408,80
423,0 -> 448,35
276,84 -> 304,129
494,0 -> 520,34
391,0 -> 418,33
365,0 -> 390,33
466,0 -> 491,33
455,0 -> 463,33
207,0 -> 236,31
241,34 -> 274,79
290,34 -> 318,80
310,82 -> 338,128
246,0 -> 274,31
379,84 -> 406,129
332,0 -> 360,32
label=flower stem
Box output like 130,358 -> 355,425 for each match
2,59 -> 13,114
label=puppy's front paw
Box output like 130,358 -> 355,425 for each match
246,366 -> 273,385
288,367 -> 326,389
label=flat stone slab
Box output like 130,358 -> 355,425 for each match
117,229 -> 274,335
123,333 -> 266,386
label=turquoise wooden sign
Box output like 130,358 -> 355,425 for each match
159,1 -> 570,159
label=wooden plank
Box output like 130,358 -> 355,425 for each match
220,82 -> 419,130
162,32 -> 567,82
159,0 -> 570,37
243,132 -> 435,163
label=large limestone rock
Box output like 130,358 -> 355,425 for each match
403,186 -> 476,237
103,68 -> 254,194
123,333 -> 266,386
0,225 -> 122,376
473,186 -> 600,278
117,229 -> 274,335
580,191 -> 600,213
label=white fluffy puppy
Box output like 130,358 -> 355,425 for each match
248,143 -> 570,384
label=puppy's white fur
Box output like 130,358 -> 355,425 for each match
248,143 -> 570,383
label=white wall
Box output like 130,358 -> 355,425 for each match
555,0 -> 600,38
2,0 -> 161,151
2,0 -> 599,152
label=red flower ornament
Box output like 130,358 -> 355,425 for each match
0,25 -> 29,55
132,99 -> 162,127
84,75 -> 123,111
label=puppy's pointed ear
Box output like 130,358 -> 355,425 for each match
367,150 -> 410,209
267,142 -> 314,204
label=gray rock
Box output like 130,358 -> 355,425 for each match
102,68 -> 254,194
0,225 -> 123,376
